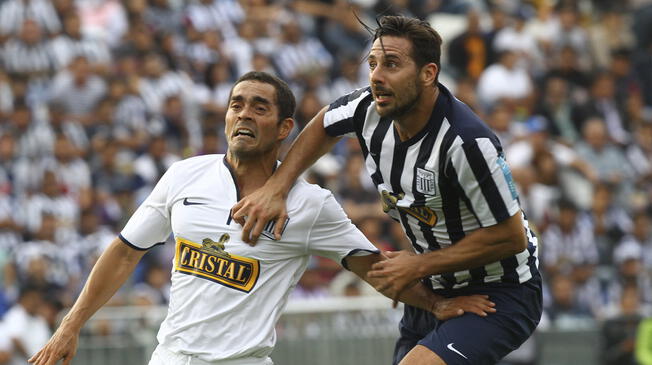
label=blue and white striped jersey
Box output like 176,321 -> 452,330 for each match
324,84 -> 539,289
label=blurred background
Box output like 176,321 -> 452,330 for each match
0,0 -> 651,364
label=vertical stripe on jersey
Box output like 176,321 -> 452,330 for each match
390,136 -> 424,253
463,139 -> 511,224
412,122 -> 443,251
366,117 -> 391,187
399,211 -> 423,253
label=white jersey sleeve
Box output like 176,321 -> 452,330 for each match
120,163 -> 175,249
306,192 -> 378,264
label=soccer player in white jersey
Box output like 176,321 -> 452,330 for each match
29,71 -> 495,365
232,17 -> 542,365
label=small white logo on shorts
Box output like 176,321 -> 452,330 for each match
446,343 -> 468,359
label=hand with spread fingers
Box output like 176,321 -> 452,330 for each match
231,186 -> 288,245
28,325 -> 79,365
431,295 -> 496,321
368,250 -> 423,307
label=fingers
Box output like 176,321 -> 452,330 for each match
240,214 -> 255,243
63,353 -> 74,365
248,217 -> 269,245
231,200 -> 245,225
383,250 -> 400,258
273,213 -> 288,241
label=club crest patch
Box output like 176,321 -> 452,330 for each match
175,236 -> 260,293
416,167 -> 436,196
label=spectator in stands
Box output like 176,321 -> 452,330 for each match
601,284 -> 645,365
535,76 -> 579,145
2,19 -> 56,78
132,135 -> 180,199
575,117 -> 634,204
541,199 -> 598,279
548,3 -> 591,70
545,45 -> 590,98
23,170 -> 78,242
545,274 -> 593,327
477,49 -> 533,110
448,9 -> 491,81
589,10 -> 636,70
0,285 -> 51,365
273,17 -> 333,83
493,8 -> 543,74
0,0 -> 61,36
49,55 -> 108,125
582,182 -> 632,264
49,12 -> 111,72
604,242 -> 652,317
619,210 -> 652,272
572,72 -> 630,146
507,116 -> 596,209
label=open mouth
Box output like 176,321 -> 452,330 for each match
374,90 -> 393,104
233,128 -> 255,139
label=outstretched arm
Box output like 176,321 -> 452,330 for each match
232,106 -> 340,243
346,253 -> 496,320
29,238 -> 147,365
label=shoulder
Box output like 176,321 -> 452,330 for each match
327,86 -> 372,112
442,88 -> 499,147
287,179 -> 332,207
165,154 -> 224,177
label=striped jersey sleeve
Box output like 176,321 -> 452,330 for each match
323,87 -> 371,137
446,137 -> 521,227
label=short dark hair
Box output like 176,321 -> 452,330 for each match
230,71 -> 296,122
373,16 -> 442,75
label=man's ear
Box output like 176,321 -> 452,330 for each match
421,63 -> 438,87
278,117 -> 294,141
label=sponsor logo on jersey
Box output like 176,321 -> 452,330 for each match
380,190 -> 437,227
415,167 -> 436,196
174,235 -> 260,293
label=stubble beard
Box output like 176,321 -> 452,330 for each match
378,78 -> 422,120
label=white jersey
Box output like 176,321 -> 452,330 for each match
120,154 -> 378,363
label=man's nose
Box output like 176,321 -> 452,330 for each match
238,104 -> 255,120
370,65 -> 384,85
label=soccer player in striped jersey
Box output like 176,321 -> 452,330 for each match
232,16 -> 542,365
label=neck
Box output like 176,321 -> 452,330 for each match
394,85 -> 439,142
226,149 -> 278,197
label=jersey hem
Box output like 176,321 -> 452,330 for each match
119,233 -> 165,251
341,248 -> 380,270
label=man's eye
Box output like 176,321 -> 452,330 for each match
368,63 -> 377,70
386,62 -> 397,68
230,104 -> 242,110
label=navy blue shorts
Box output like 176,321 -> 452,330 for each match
393,274 -> 542,365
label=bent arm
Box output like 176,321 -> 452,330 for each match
417,211 -> 527,276
60,238 -> 147,331
346,253 -> 436,311
346,253 -> 496,319
268,106 -> 340,196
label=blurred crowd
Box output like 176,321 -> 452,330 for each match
0,0 -> 651,363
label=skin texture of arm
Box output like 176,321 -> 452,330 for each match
28,238 -> 147,365
368,211 -> 527,303
345,253 -> 496,320
232,106 -> 340,243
